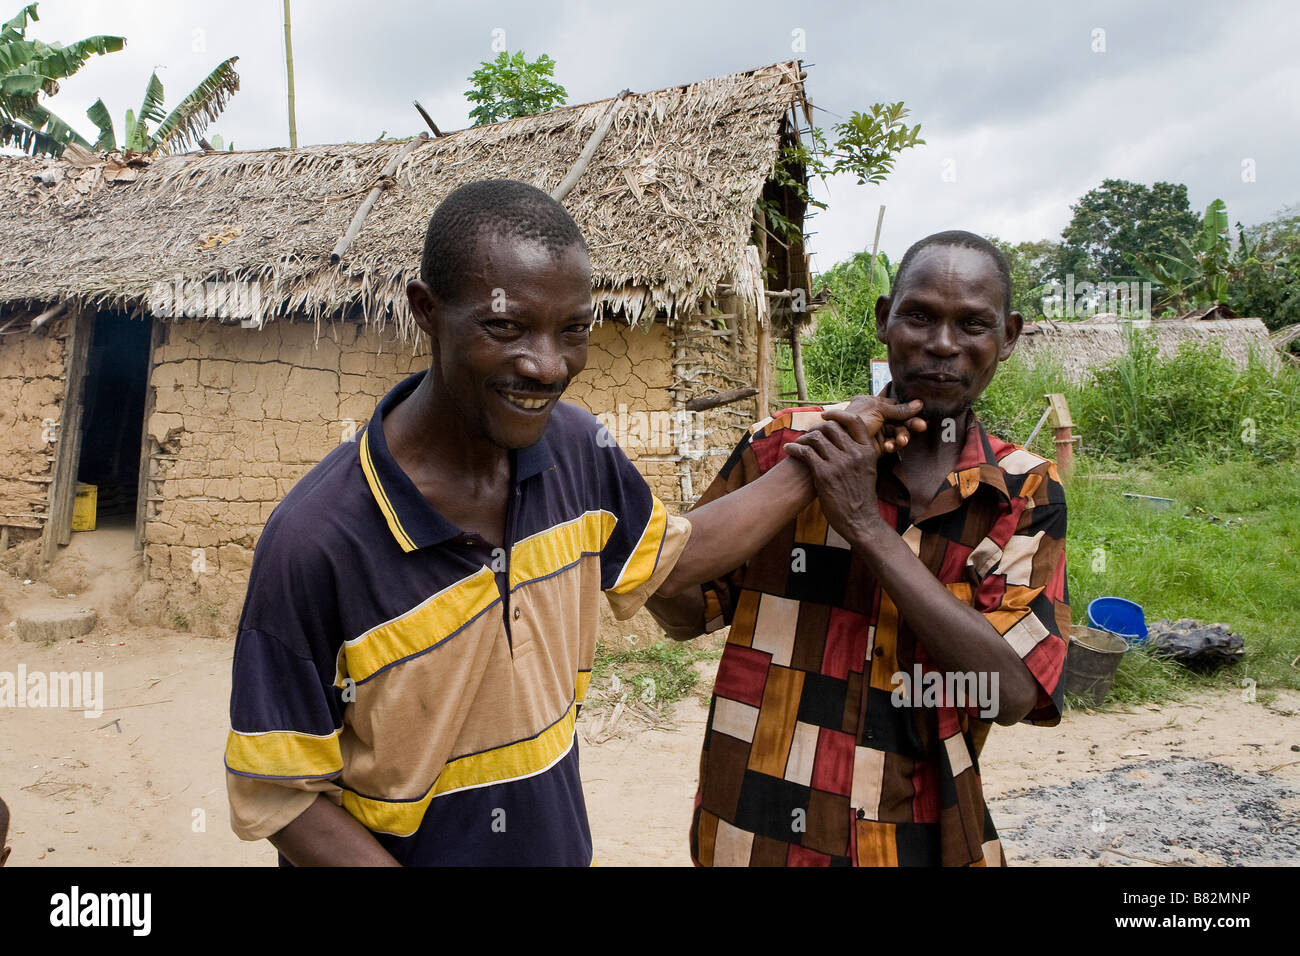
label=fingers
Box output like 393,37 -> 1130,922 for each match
878,399 -> 925,421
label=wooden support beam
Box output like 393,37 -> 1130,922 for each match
30,300 -> 66,332
42,307 -> 93,566
330,133 -> 430,263
685,386 -> 758,413
550,90 -> 629,202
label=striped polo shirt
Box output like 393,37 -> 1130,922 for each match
225,370 -> 691,865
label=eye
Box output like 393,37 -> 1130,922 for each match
564,323 -> 591,338
483,318 -> 521,336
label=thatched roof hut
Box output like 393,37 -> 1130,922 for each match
0,60 -> 808,334
0,61 -> 815,628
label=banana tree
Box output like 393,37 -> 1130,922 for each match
0,3 -> 124,156
87,56 -> 239,156
1130,199 -> 1244,312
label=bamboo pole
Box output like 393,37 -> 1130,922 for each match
790,328 -> 808,401
283,0 -> 298,149
550,90 -> 629,202
330,133 -> 430,262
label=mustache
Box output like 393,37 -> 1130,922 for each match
490,379 -> 566,396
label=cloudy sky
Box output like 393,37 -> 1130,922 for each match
28,0 -> 1300,272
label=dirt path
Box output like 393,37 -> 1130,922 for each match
3,618 -> 1296,866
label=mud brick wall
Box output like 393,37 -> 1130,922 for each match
670,309 -> 762,510
567,319 -> 676,504
0,310 -> 70,540
141,316 -> 679,623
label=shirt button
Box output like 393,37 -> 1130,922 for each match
513,607 -> 521,620
873,647 -> 884,657
856,809 -> 866,820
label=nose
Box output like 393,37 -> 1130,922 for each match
926,320 -> 961,356
515,336 -> 568,387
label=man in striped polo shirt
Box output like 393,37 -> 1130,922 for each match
224,180 -> 920,865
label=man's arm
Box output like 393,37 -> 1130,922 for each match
785,421 -> 1049,725
269,794 -> 401,867
645,398 -> 924,641
654,397 -> 925,599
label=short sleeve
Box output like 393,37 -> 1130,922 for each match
224,516 -> 348,840
969,489 -> 1070,726
692,407 -> 829,631
596,437 -> 692,621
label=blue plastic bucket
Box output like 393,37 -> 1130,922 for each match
1088,597 -> 1148,643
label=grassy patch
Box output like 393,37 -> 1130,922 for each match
591,638 -> 723,709
1065,456 -> 1300,705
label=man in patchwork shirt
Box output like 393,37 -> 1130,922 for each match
648,231 -> 1070,866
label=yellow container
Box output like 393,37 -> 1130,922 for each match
71,482 -> 97,531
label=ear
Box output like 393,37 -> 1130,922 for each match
874,294 -> 891,344
406,279 -> 441,340
999,310 -> 1024,361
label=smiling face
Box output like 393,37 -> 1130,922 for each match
875,244 -> 1022,423
408,231 -> 593,450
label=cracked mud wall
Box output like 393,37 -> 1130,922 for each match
0,311 -> 70,541
142,319 -> 429,628
141,317 -> 679,629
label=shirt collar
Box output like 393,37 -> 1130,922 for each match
358,370 -> 556,553
875,387 -> 1010,520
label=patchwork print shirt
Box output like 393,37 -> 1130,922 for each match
690,406 -> 1069,866
225,371 -> 690,865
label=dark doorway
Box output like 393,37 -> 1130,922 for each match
77,312 -> 152,526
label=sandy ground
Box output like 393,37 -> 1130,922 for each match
1,531 -> 1297,867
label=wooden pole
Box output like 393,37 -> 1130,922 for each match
283,0 -> 298,149
868,204 -> 885,291
550,90 -> 629,202
330,133 -> 430,262
42,308 -> 94,566
790,328 -> 808,402
753,207 -> 770,420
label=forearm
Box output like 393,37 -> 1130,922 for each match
851,519 -> 1039,724
644,587 -> 708,640
269,793 -> 402,867
656,458 -> 814,597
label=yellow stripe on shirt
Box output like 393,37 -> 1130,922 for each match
509,510 -> 616,589
610,495 -> 668,594
339,566 -> 500,684
225,726 -> 344,779
358,427 -> 419,553
341,703 -> 578,836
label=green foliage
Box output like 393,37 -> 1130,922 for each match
1072,328 -> 1300,464
1231,203 -> 1300,329
972,352 -> 1069,458
791,252 -> 894,401
990,236 -> 1064,319
1059,179 -> 1200,285
762,102 -> 923,246
591,639 -> 721,707
464,50 -> 566,127
1128,199 -> 1262,312
0,2 -> 124,156
87,56 -> 240,156
1065,457 -> 1300,699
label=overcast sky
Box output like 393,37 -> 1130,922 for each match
28,0 -> 1300,272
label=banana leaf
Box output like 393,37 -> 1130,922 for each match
152,56 -> 238,155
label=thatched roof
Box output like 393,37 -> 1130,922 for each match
0,61 -> 806,335
1018,317 -> 1279,382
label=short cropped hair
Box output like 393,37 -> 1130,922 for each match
891,230 -> 1012,316
419,179 -> 587,304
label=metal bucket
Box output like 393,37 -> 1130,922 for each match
1062,624 -> 1129,706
